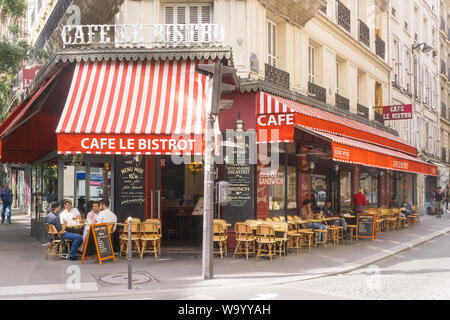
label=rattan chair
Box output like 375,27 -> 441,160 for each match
139,222 -> 161,259
274,222 -> 288,257
145,219 -> 162,253
297,223 -> 315,250
213,223 -> 227,259
233,223 -> 256,260
45,223 -> 68,260
255,224 -> 276,262
272,216 -> 280,221
265,218 -> 273,222
119,222 -> 141,258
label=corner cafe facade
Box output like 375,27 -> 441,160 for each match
0,48 -> 437,245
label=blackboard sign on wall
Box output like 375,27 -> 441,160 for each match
223,164 -> 254,226
81,224 -> 115,265
115,156 -> 146,222
357,213 -> 376,240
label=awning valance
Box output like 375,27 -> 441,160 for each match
256,91 -> 417,157
56,59 -> 213,155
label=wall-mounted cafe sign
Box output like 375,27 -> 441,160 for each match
378,104 -> 413,121
62,24 -> 225,48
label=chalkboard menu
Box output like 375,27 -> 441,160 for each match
223,164 -> 254,226
357,213 -> 376,240
115,156 -> 146,222
81,224 -> 115,265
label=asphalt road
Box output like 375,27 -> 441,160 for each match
113,232 -> 450,300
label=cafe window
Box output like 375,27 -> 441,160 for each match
311,174 -> 327,210
360,171 -> 378,205
340,170 -> 352,209
396,172 -> 414,203
269,166 -> 297,211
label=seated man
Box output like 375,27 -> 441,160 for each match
300,199 -> 327,243
45,202 -> 82,261
81,201 -> 101,251
59,200 -> 82,226
401,196 -> 415,217
97,199 -> 118,224
322,200 -> 348,237
388,196 -> 399,209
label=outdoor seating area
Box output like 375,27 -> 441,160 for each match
118,219 -> 162,259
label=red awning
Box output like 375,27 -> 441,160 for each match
256,91 -> 437,176
56,59 -> 213,155
256,91 -> 418,157
298,126 -> 437,176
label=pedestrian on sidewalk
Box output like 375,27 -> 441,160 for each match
434,187 -> 445,219
443,183 -> 449,213
352,188 -> 367,214
45,202 -> 82,260
0,183 -> 13,224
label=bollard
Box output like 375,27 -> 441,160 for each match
128,217 -> 132,290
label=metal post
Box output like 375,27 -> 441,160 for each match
202,113 -> 215,280
127,217 -> 132,290
284,142 -> 288,255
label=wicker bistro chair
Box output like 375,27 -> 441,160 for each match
273,222 -> 288,257
45,223 -> 70,260
255,224 -> 277,262
145,219 -> 162,254
213,223 -> 228,259
119,222 -> 141,258
139,222 -> 161,259
265,218 -> 273,222
233,223 -> 256,260
287,221 -> 302,254
392,208 -> 407,230
296,222 -> 315,250
323,220 -> 341,245
381,209 -> 396,232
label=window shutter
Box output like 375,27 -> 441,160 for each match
164,6 -> 175,42
201,5 -> 211,24
267,20 -> 276,67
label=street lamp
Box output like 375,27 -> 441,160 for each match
412,43 -> 433,53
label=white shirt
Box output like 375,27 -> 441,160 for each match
60,208 -> 81,226
97,209 -> 117,224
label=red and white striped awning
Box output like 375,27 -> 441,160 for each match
56,59 -> 213,155
256,91 -> 418,157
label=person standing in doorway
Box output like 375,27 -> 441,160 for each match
0,183 -> 13,224
352,188 -> 367,214
434,187 -> 445,219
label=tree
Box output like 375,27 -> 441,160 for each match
0,0 -> 28,121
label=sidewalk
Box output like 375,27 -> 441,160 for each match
0,210 -> 450,299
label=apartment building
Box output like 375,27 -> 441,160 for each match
1,0 -> 440,243
387,0 -> 442,210
439,0 -> 450,188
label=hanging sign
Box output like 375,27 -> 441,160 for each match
81,223 -> 115,265
380,104 -> 413,120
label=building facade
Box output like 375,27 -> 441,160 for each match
1,0 -> 440,245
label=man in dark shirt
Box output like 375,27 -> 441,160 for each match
0,183 -> 13,224
434,187 -> 445,219
322,201 -> 348,237
388,196 -> 399,209
45,202 -> 82,260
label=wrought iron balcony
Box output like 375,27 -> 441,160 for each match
336,0 -> 351,33
358,19 -> 370,48
265,63 -> 290,90
375,36 -> 385,60
357,103 -> 369,119
335,93 -> 349,111
308,82 -> 327,103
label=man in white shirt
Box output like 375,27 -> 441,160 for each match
59,200 -> 82,226
97,199 -> 117,224
81,201 -> 101,250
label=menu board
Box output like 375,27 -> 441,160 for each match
357,213 -> 376,240
115,156 -> 146,222
224,164 -> 254,226
81,224 -> 115,265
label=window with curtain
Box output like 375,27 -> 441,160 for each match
360,171 -> 378,205
308,45 -> 315,83
267,19 -> 277,67
269,166 -> 297,211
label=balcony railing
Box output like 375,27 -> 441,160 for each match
357,103 -> 369,118
375,36 -> 385,60
265,63 -> 290,90
335,93 -> 349,111
62,24 -> 225,48
336,0 -> 351,33
308,82 -> 327,103
358,19 -> 370,47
